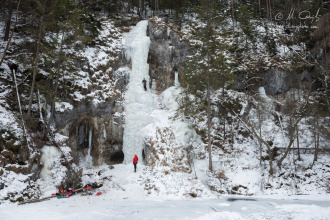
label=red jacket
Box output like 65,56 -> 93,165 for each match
133,156 -> 138,164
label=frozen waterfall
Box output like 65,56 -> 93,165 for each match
40,146 -> 62,194
122,20 -> 155,163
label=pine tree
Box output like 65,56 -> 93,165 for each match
181,0 -> 233,171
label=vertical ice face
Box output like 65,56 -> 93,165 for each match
122,20 -> 154,163
257,86 -> 274,120
40,146 -> 61,192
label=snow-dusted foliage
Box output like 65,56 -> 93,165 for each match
71,19 -> 124,104
180,17 -> 306,73
180,85 -> 329,196
148,12 -> 330,197
0,12 -> 127,202
0,170 -> 40,203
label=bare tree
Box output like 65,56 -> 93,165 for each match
231,0 -> 235,32
235,110 -> 275,175
276,117 -> 303,168
0,0 -> 20,67
311,114 -> 320,167
9,62 -> 27,142
4,1 -> 14,41
257,102 -> 263,165
27,0 -> 47,119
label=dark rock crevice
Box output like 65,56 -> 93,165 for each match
55,69 -> 128,166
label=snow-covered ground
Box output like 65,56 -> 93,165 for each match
1,164 -> 329,220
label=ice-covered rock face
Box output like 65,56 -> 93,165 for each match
237,68 -> 314,96
54,68 -> 128,166
60,104 -> 125,166
147,21 -> 190,92
264,68 -> 291,96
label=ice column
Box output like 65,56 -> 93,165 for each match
174,71 -> 180,87
83,127 -> 93,167
88,127 -> 92,156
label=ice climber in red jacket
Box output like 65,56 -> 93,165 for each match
133,154 -> 138,172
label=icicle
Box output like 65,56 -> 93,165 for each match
174,71 -> 180,87
88,127 -> 92,156
37,89 -> 44,122
83,126 -> 93,167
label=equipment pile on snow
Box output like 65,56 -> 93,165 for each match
19,182 -> 103,205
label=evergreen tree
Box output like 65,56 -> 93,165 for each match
181,0 -> 233,171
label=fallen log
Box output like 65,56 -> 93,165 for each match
18,194 -> 57,205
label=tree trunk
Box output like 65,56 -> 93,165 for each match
141,0 -> 145,17
312,118 -> 319,166
222,85 -> 226,142
258,105 -> 263,165
233,111 -> 274,175
12,67 -> 27,140
223,116 -> 226,143
27,0 -> 46,119
296,125 -> 301,160
231,121 -> 234,151
323,27 -> 327,67
266,0 -> 269,21
4,6 -> 13,41
269,0 -> 272,23
207,70 -> 212,171
277,117 -> 302,168
155,0 -> 159,16
231,0 -> 235,32
0,0 -> 20,67
231,105 -> 272,174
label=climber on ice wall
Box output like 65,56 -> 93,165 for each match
142,78 -> 147,91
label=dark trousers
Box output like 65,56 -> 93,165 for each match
133,163 -> 137,172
